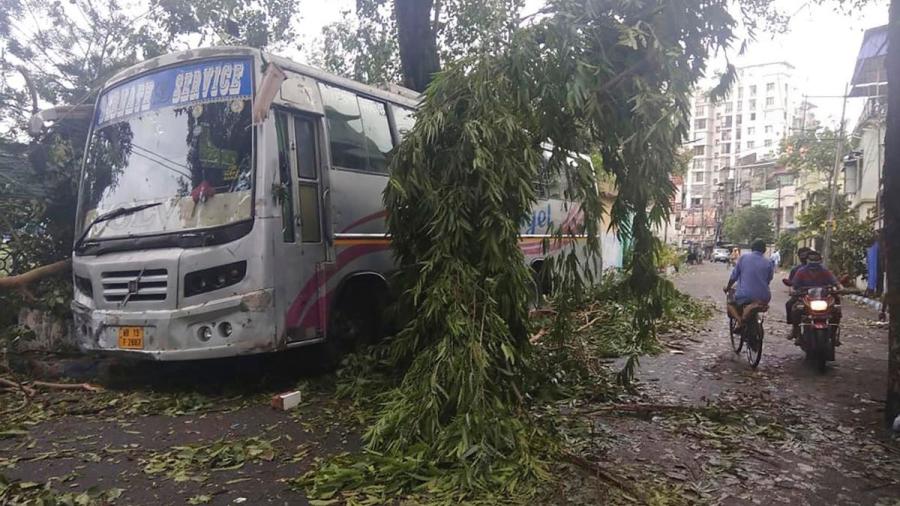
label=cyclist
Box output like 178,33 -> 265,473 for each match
724,239 -> 773,329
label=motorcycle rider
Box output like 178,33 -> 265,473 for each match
787,247 -> 812,282
723,239 -> 773,329
783,246 -> 811,340
789,250 -> 843,345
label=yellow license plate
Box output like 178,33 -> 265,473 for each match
118,327 -> 144,349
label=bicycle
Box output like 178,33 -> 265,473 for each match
726,291 -> 767,368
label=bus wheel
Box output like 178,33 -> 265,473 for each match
320,277 -> 388,367
530,261 -> 552,309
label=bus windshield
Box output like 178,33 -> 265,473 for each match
78,58 -> 254,242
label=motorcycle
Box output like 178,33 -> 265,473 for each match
791,286 -> 847,372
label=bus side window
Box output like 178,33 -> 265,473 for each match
275,112 -> 295,242
392,106 -> 415,140
358,97 -> 393,173
320,83 -> 393,174
539,154 -> 565,200
535,155 -> 549,199
294,116 -> 321,243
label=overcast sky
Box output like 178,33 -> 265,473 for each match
287,0 -> 889,129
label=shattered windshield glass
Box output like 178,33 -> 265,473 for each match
78,58 -> 254,241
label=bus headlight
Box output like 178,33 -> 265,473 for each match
809,300 -> 829,312
184,261 -> 247,297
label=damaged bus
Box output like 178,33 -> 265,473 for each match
70,47 -> 589,360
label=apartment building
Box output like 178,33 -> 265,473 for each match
684,62 -> 803,210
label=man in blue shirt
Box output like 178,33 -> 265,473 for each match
723,239 -> 774,327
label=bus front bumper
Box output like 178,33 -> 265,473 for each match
71,289 -> 279,361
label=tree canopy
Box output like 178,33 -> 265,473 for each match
309,0 -> 522,88
304,0 -> 741,501
778,127 -> 849,175
0,0 -> 300,139
724,206 -> 775,245
798,191 -> 877,277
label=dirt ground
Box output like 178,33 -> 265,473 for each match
2,262 -> 899,505
0,353 -> 354,505
589,262 -> 900,505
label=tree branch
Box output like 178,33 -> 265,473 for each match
0,259 -> 72,299
16,66 -> 39,115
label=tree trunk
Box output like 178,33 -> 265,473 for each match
0,259 -> 71,299
884,0 -> 900,427
394,0 -> 440,92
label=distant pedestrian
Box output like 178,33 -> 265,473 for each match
729,248 -> 740,267
770,249 -> 781,269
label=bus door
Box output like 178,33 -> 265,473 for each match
273,111 -> 332,342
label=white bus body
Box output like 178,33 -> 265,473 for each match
71,47 -> 589,360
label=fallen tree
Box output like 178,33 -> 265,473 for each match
301,0 -> 740,502
0,259 -> 71,300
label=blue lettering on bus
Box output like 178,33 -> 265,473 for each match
95,57 -> 253,128
524,204 -> 552,234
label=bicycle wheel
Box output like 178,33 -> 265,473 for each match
744,316 -> 763,368
728,315 -> 742,353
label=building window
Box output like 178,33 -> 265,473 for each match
750,85 -> 757,96
694,118 -> 707,130
785,206 -> 795,224
764,125 -> 773,134
766,82 -> 775,92
747,126 -> 755,135
693,159 -> 704,170
749,99 -> 756,109
694,171 -> 704,183
723,143 -> 731,154
695,105 -> 706,116
764,139 -> 772,147
750,112 -> 756,121
724,116 -> 733,127
747,140 -> 755,149
738,87 -> 744,99
693,145 -> 705,155
691,198 -> 702,206
766,96 -> 775,107
725,102 -> 733,113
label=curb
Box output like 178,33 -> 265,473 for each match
847,294 -> 883,312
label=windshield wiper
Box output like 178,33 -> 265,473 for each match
74,202 -> 162,251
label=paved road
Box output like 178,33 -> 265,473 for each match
598,262 -> 900,505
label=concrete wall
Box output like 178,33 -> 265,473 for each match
16,308 -> 77,353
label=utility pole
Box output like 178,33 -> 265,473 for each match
776,182 -> 782,240
823,83 -> 849,266
884,0 -> 900,428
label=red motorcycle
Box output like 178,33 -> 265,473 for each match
791,286 -> 848,372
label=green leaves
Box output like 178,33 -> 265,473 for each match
723,206 -> 775,244
0,473 -> 124,505
141,437 -> 276,483
305,0 -> 737,502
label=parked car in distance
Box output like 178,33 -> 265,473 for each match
712,248 -> 730,263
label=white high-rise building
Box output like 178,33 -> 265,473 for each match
681,62 -> 805,245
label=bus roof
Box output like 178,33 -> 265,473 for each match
103,46 -> 421,109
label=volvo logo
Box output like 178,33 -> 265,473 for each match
120,268 -> 146,307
